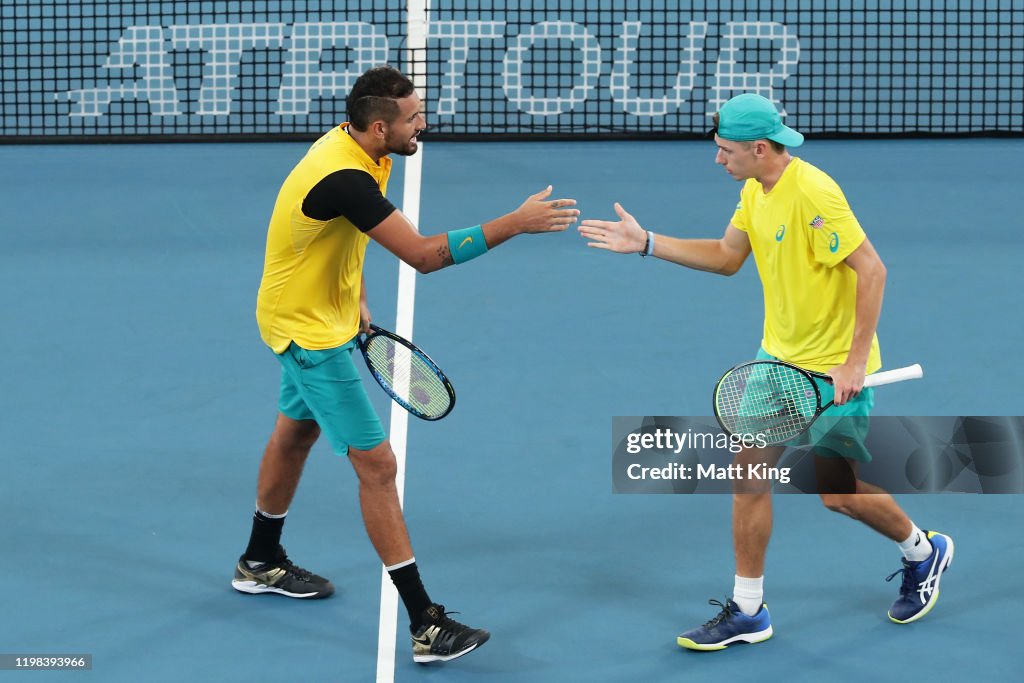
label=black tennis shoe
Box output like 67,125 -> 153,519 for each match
411,604 -> 490,663
231,546 -> 334,599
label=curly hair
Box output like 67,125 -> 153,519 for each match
346,66 -> 416,131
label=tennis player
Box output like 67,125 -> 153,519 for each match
233,65 -> 579,663
578,93 -> 953,649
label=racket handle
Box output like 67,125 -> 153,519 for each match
863,363 -> 923,388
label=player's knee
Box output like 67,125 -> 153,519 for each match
350,440 -> 398,486
733,479 -> 773,496
361,457 -> 398,487
820,493 -> 856,517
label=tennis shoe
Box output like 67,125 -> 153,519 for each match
411,604 -> 490,663
231,545 -> 334,599
887,530 -> 954,623
677,598 -> 773,651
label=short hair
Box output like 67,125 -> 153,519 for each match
711,113 -> 785,153
346,66 -> 416,131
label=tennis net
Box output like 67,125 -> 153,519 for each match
2,1 -> 1021,141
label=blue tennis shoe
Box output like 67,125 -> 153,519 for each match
677,598 -> 773,651
887,530 -> 954,624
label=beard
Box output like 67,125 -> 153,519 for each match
385,131 -> 420,156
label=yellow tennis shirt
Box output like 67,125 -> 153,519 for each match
257,124 -> 392,353
730,157 -> 881,374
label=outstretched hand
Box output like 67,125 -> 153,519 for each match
578,203 -> 647,253
514,185 -> 580,233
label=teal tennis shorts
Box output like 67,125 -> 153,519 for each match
276,340 -> 387,454
756,348 -> 874,463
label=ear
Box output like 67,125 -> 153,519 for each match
371,120 -> 387,140
753,140 -> 769,157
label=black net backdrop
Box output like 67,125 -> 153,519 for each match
2,1 -> 1021,141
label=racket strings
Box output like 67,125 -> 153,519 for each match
363,335 -> 451,418
716,364 -> 819,443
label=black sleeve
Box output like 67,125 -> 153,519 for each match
302,169 -> 397,231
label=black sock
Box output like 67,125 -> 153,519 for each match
243,509 -> 285,563
388,561 -> 433,630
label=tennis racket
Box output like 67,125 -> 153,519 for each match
713,360 -> 923,445
358,324 -> 456,421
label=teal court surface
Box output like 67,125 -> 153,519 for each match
2,138 -> 1022,681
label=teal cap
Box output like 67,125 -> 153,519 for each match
717,93 -> 803,148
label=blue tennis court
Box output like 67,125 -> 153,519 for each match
2,138 -> 1021,681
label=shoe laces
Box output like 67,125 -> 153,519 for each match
885,559 -> 917,596
430,605 -> 471,634
272,548 -> 314,581
701,598 -> 738,629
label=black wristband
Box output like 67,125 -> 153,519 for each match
639,231 -> 654,258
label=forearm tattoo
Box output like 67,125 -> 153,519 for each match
437,243 -> 454,267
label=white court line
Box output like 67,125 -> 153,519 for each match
375,115 -> 425,683
374,145 -> 421,682
377,3 -> 428,680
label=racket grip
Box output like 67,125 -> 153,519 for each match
863,363 -> 923,388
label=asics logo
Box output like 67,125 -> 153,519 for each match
458,236 -> 474,249
829,232 -> 840,253
775,225 -> 786,242
916,556 -> 940,603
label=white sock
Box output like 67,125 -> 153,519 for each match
732,575 -> 764,616
898,523 -> 933,562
